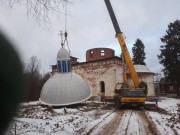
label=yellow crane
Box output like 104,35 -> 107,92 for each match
104,0 -> 148,107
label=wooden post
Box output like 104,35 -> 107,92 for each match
15,123 -> 16,135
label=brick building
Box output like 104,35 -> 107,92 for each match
86,48 -> 115,61
51,47 -> 155,99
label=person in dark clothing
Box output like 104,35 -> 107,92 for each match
0,32 -> 23,134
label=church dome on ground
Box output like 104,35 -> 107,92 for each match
39,72 -> 91,106
40,32 -> 91,106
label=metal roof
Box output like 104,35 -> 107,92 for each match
134,65 -> 154,74
39,72 -> 91,106
126,65 -> 154,74
57,47 -> 70,60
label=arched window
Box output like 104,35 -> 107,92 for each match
101,50 -> 105,56
90,50 -> 93,58
57,61 -> 61,72
100,81 -> 105,93
62,61 -> 67,72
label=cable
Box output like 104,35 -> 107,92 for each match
64,32 -> 71,56
65,1 -> 67,32
63,1 -> 71,56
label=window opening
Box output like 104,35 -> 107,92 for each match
62,61 -> 67,72
101,50 -> 105,56
170,86 -> 173,91
57,61 -> 61,72
100,81 -> 105,93
90,51 -> 93,58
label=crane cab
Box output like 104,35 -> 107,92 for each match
114,83 -> 146,107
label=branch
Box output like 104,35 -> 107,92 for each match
1,0 -> 73,29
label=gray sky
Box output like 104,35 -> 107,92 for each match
0,0 -> 180,76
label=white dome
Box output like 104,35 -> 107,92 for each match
39,72 -> 91,106
57,47 -> 70,60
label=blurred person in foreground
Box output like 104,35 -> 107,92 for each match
0,32 -> 23,134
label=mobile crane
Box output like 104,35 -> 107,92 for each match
104,0 -> 148,107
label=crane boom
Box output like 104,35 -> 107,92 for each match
104,0 -> 140,88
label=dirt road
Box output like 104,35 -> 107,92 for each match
87,110 -> 159,135
98,110 -> 124,135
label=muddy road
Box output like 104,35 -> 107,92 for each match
87,109 -> 159,135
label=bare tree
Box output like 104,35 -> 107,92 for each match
24,56 -> 41,101
25,56 -> 40,77
1,0 -> 72,28
23,56 -> 50,101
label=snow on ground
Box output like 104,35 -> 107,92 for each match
5,102 -> 114,135
82,111 -> 116,135
147,98 -> 180,135
115,110 -> 142,135
158,97 -> 179,113
4,98 -> 180,135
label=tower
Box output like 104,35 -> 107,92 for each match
57,31 -> 71,73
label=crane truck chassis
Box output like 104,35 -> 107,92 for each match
104,0 -> 148,107
114,83 -> 147,107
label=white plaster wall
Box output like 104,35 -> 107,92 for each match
72,59 -> 123,97
144,74 -> 155,96
127,73 -> 155,96
96,65 -> 123,97
72,60 -> 155,97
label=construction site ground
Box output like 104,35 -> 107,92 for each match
5,97 -> 180,135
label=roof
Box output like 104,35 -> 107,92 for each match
57,47 -> 70,60
39,72 -> 91,106
50,56 -> 122,68
70,56 -> 78,59
132,65 -> 154,74
86,47 -> 115,51
73,56 -> 122,65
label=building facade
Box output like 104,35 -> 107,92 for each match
51,47 -> 155,99
159,78 -> 179,97
72,56 -> 123,98
126,65 -> 155,96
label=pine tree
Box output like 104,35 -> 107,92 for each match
158,20 -> 180,96
132,39 -> 146,65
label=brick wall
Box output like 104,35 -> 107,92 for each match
72,58 -> 123,97
86,48 -> 115,62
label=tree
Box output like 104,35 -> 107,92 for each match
158,20 -> 180,97
23,56 -> 50,101
1,0 -> 72,28
24,56 -> 41,100
132,38 -> 146,65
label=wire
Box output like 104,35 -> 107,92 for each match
64,32 -> 71,56
63,1 -> 71,56
65,1 -> 67,32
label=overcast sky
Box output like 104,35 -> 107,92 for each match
0,0 -> 180,76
